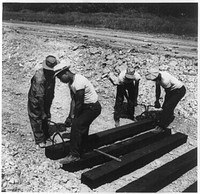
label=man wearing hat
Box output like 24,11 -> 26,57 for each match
108,66 -> 141,127
28,55 -> 59,148
54,62 -> 102,163
145,68 -> 186,132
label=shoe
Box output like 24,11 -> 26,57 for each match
152,126 -> 165,133
58,155 -> 80,164
45,138 -> 53,146
36,142 -> 46,149
115,120 -> 120,127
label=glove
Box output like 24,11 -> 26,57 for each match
154,101 -> 161,108
65,117 -> 72,127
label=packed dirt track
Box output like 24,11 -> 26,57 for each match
4,21 -> 198,59
2,21 -> 198,192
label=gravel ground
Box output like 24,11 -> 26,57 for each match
2,21 -> 198,192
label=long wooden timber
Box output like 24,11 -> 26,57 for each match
81,132 -> 187,189
45,119 -> 155,160
183,181 -> 197,192
117,148 -> 197,192
62,129 -> 171,172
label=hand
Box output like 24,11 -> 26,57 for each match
41,113 -> 47,120
154,101 -> 161,108
47,112 -> 51,119
65,117 -> 72,127
134,100 -> 138,106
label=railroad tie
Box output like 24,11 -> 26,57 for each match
116,148 -> 197,192
45,119 -> 155,160
183,181 -> 197,193
81,132 -> 187,189
62,129 -> 171,172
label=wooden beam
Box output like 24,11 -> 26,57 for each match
81,133 -> 187,189
117,148 -> 197,192
62,129 -> 171,171
86,119 -> 156,150
183,181 -> 197,193
45,119 -> 155,160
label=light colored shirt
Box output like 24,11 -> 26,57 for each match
110,69 -> 141,85
157,71 -> 184,91
118,69 -> 141,85
69,74 -> 98,104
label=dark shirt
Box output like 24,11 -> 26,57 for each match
28,68 -> 55,112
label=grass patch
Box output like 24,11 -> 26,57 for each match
3,11 -> 197,37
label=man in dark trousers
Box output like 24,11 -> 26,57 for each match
108,66 -> 141,127
54,62 -> 102,164
145,68 -> 186,133
28,55 -> 59,148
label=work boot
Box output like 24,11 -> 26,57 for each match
36,142 -> 46,149
45,138 -> 54,146
59,155 -> 80,164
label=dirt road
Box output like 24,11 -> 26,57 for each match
4,21 -> 198,58
2,21 -> 198,192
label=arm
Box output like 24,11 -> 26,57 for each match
33,76 -> 47,119
134,80 -> 139,101
108,72 -> 119,85
68,90 -> 75,119
74,89 -> 85,118
155,82 -> 161,108
155,82 -> 161,102
65,91 -> 75,126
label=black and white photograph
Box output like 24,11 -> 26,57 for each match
1,1 -> 198,192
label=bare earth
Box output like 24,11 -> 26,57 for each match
2,21 -> 198,192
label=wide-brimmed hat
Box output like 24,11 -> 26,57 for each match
42,55 -> 60,71
54,61 -> 71,77
145,68 -> 159,80
125,67 -> 135,79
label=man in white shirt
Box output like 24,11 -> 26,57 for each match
109,66 -> 141,127
145,68 -> 186,133
54,62 -> 102,163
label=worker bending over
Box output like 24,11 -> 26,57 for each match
54,62 -> 101,164
109,66 -> 141,127
145,68 -> 186,133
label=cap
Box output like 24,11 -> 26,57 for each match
42,55 -> 60,71
54,61 -> 71,77
125,67 -> 135,79
145,68 -> 159,80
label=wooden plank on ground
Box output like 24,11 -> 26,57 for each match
62,129 -> 171,171
45,119 -> 155,160
81,133 -> 187,189
183,181 -> 197,193
116,148 -> 197,192
86,119 -> 156,150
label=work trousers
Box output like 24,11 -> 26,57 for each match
70,101 -> 101,157
114,82 -> 136,121
28,100 -> 51,144
159,86 -> 186,128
